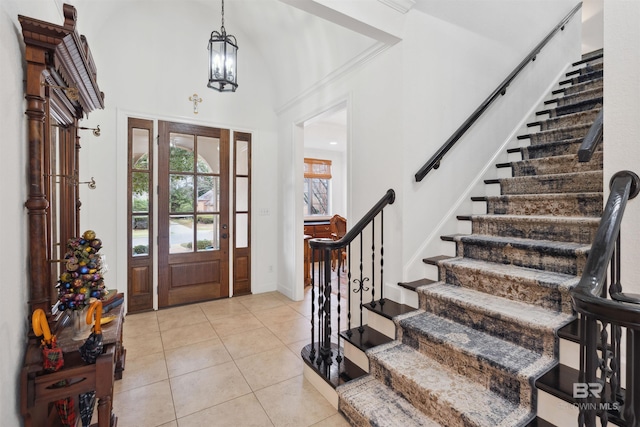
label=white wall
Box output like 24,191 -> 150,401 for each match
0,0 -> 65,423
69,0 -> 281,300
401,2 -> 582,283
604,1 -> 640,295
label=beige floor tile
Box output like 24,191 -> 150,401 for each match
114,350 -> 168,393
252,305 -> 305,327
220,327 -> 283,359
165,337 -> 232,378
310,413 -> 351,427
238,293 -> 286,312
176,393 -> 273,427
235,345 -> 303,391
200,297 -> 249,321
255,375 -> 337,427
286,338 -> 310,356
157,305 -> 208,332
158,422 -> 178,427
209,312 -> 264,337
287,299 -> 314,317
124,330 -> 164,360
170,361 -> 252,419
161,320 -> 218,350
265,316 -> 312,345
113,380 -> 175,427
123,311 -> 159,339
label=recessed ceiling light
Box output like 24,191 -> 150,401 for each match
329,141 -> 338,145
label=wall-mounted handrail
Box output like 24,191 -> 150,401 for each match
414,2 -> 583,182
309,189 -> 395,250
578,109 -> 603,162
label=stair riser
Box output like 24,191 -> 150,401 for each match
527,124 -> 593,145
556,89 -> 602,109
399,328 -> 532,407
455,239 -> 587,275
486,195 -> 603,217
499,172 -> 603,195
561,78 -> 603,96
549,98 -> 602,117
521,140 -> 585,159
511,154 -> 602,177
418,292 -> 558,356
470,217 -> 598,244
537,110 -> 600,132
440,263 -> 575,314
564,70 -> 603,85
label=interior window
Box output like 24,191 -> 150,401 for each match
303,158 -> 331,216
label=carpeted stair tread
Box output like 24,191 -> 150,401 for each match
438,256 -> 578,313
530,109 -> 600,132
541,96 -> 602,118
548,87 -> 602,109
398,310 -> 557,389
507,152 -> 602,176
553,77 -> 603,97
517,137 -> 601,160
453,233 -> 590,275
418,282 -> 575,354
337,375 -> 442,427
519,123 -> 593,145
496,170 -> 603,195
367,342 -> 534,427
484,192 -> 603,217
468,214 -> 599,244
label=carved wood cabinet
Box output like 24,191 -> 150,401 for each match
18,4 -> 124,427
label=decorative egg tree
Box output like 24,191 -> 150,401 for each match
56,230 -> 106,312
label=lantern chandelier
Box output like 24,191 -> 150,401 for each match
208,0 -> 238,92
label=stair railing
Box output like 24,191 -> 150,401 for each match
578,109 -> 604,162
304,189 -> 395,383
571,170 -> 640,427
414,2 -> 583,182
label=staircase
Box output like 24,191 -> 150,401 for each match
336,52 -> 605,426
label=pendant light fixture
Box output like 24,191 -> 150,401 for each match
208,0 -> 238,92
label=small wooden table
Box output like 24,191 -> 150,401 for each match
21,305 -> 126,427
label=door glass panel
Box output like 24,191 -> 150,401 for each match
197,214 -> 219,251
170,174 -> 194,212
236,140 -> 249,175
132,172 -> 150,213
132,128 -> 150,170
236,213 -> 248,248
197,176 -> 219,212
170,215 -> 194,253
132,215 -> 150,256
236,177 -> 249,212
169,133 -> 195,172
197,136 -> 220,173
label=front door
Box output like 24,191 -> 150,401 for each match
158,121 -> 230,307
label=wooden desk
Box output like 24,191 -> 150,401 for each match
21,305 -> 126,427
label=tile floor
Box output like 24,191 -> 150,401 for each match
113,289 -> 350,427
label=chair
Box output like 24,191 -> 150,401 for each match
330,214 -> 347,271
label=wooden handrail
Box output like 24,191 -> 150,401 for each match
309,189 -> 395,250
578,109 -> 603,162
414,2 -> 583,182
571,170 -> 640,328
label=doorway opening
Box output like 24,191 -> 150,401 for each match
302,105 -> 348,296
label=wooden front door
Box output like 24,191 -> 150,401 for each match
158,121 -> 230,307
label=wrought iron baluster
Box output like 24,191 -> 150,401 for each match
380,210 -> 385,306
316,249 -> 324,369
370,217 -> 376,308
624,329 -> 639,425
599,322 -> 610,427
347,243 -> 352,338
309,247 -> 316,362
